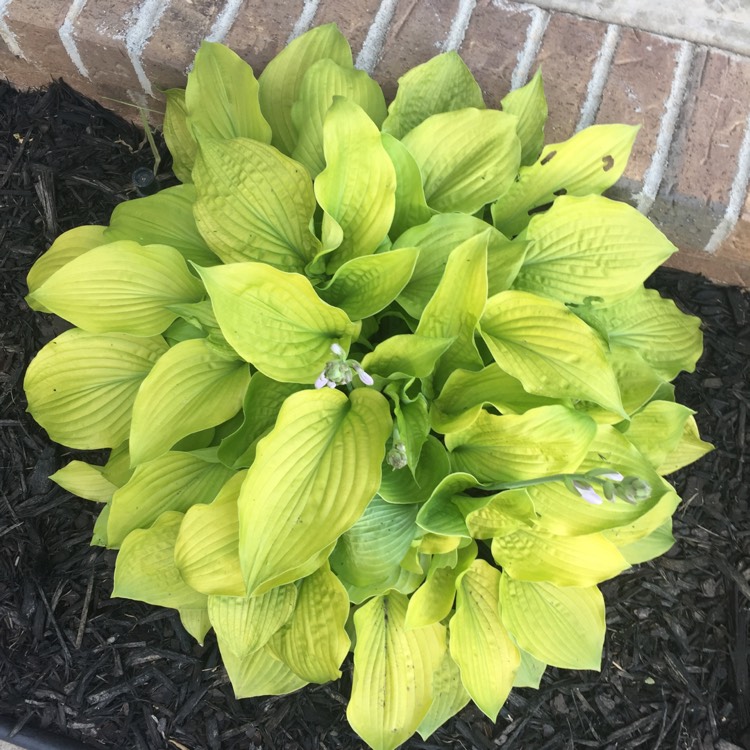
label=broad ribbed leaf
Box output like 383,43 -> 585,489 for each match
392,391 -> 430,473
361,334 -> 453,380
513,649 -> 547,688
225,644 -> 308,698
415,472 -> 485,538
269,563 -> 351,682
24,330 -> 167,449
491,124 -> 639,237
316,98 -> 396,272
238,388 -> 391,595
50,460 -> 117,502
616,519 -> 675,564
28,241 -> 203,336
500,575 -> 605,670
104,185 -> 218,267
446,405 -> 597,483
129,338 -> 249,465
163,88 -> 196,183
107,450 -> 234,548
193,138 -> 320,270
198,262 -> 359,383
515,195 -> 676,305
623,401 -> 694,468
451,561 -> 519,720
186,41 -> 271,144
464,490 -> 535,539
259,23 -> 352,155
291,59 -> 386,176
501,68 -> 547,166
348,593 -> 446,750
382,52 -> 485,139
417,649 -> 470,740
401,108 -> 520,214
113,511 -> 210,643
480,290 -> 624,415
379,436 -> 451,505
657,416 -> 713,475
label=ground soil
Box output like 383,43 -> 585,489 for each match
0,81 -> 748,750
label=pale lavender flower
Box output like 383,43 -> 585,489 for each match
573,480 -> 604,505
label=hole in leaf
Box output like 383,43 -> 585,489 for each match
540,150 -> 557,166
528,201 -> 554,216
553,188 -> 567,196
602,154 -> 615,171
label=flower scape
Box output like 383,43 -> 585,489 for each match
23,24 -> 713,750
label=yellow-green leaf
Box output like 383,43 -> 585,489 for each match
501,68 -> 547,166
416,649 -> 470,740
361,334 -> 453,381
50,460 -> 117,502
616,519 -> 675,564
379,435 -> 451,505
163,88 -> 196,183
622,401 -> 694,468
657,416 -> 713,475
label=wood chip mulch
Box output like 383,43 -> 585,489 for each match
0,80 -> 748,750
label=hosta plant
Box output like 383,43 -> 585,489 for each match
24,24 -> 712,750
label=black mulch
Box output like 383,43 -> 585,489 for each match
1,80 -> 748,750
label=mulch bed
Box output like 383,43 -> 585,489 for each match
1,80 -> 748,750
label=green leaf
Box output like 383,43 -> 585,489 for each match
381,133 -> 433,238
394,214 -> 525,318
24,330 -> 167,450
392,390 -> 430,473
382,52 -> 485,139
26,225 -> 106,308
480,290 -> 624,415
401,108 -> 520,214
315,98 -> 396,272
616,519 -> 675,564
464,490 -> 536,539
225,643 -> 309,698
291,59 -> 386,176
501,68 -> 547,166
379,435 -> 451,505
104,185 -> 219,267
500,574 -> 605,670
269,563 -> 351,683
446,405 -> 597,483
193,137 -> 320,271
491,123 -> 639,237
113,511 -> 210,643
50,460 -> 117,502
415,472 -> 484,538
28,241 -> 203,336
348,593 -> 446,750
318,247 -> 419,320
573,286 -> 703,380
259,23 -> 352,155
657,416 -> 713,475
198,262 -> 359,383
238,388 -> 391,595
513,648 -> 547,688
515,195 -> 676,305
107,450 -> 234,548
417,648 -> 470,740
174,472 -> 246,596
163,88 -> 196,183
361,334 -> 453,380
102,442 -> 134,487
129,338 -> 249,465
186,41 -> 271,144
623,401 -> 694,468
450,561 -> 519,720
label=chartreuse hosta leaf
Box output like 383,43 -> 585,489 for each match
617,518 -> 675,565
28,241 -> 204,336
198,262 -> 359,384
391,389 -> 430,473
395,214 -> 527,318
515,195 -> 676,305
382,51 -> 485,140
348,592 -> 446,750
186,41 -> 271,144
415,472 -> 486,538
315,98 -> 396,272
574,286 -> 703,380
113,511 -> 210,643
259,23 -> 352,155
107,450 -> 234,548
658,416 -> 713,475
291,59 -> 386,176
446,405 -> 597,484
50,460 -> 117,502
208,586 -> 307,698
104,185 -> 218,267
491,123 -> 639,237
174,472 -> 246,596
317,246 -> 419,320
514,649 -> 547,689
378,436 -> 451,505
192,137 -> 320,270
361,334 -> 453,381
269,563 -> 350,683
450,561 -> 520,720
24,330 -> 167,449
238,388 -> 391,596
622,401 -> 694,468
129,338 -> 249,465
26,224 -> 107,308
480,290 -> 625,416
417,649 -> 470,740
501,68 -> 547,166
163,88 -> 196,183
501,575 -> 605,670
401,108 -> 520,214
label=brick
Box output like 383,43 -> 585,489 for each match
532,12 -> 606,143
459,0 -> 531,108
223,0 -> 306,74
312,0 -> 382,58
665,246 -> 750,287
596,30 -> 679,185
374,0 -> 461,102
142,1 -> 221,90
717,192 -> 750,265
0,44 -> 54,89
